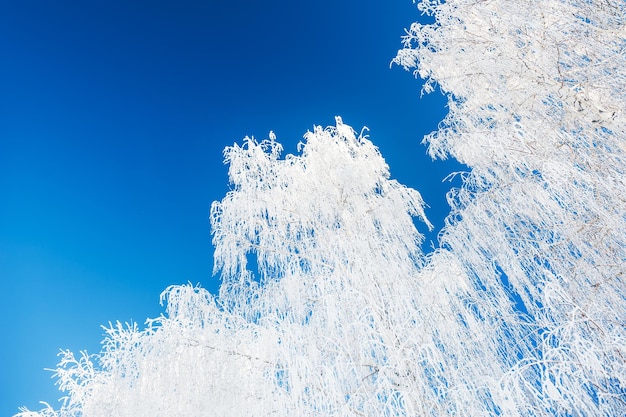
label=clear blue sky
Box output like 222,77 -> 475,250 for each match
0,1 -> 459,414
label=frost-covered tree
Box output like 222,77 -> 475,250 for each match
18,120 -> 500,417
18,1 -> 626,416
395,0 -> 626,414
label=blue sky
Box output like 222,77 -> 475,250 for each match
0,1 -> 459,414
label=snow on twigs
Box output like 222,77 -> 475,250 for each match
19,0 -> 626,415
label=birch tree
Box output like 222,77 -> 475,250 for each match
17,121 -> 474,417
395,0 -> 626,414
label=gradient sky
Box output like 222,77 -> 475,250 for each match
0,1 -> 461,414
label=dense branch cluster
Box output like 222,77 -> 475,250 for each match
19,1 -> 625,416
395,0 -> 626,414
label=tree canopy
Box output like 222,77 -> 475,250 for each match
19,1 -> 626,416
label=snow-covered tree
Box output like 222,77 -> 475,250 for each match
18,1 -> 625,416
395,0 -> 626,414
18,120 -> 496,417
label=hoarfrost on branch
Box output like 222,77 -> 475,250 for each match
19,1 -> 626,416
